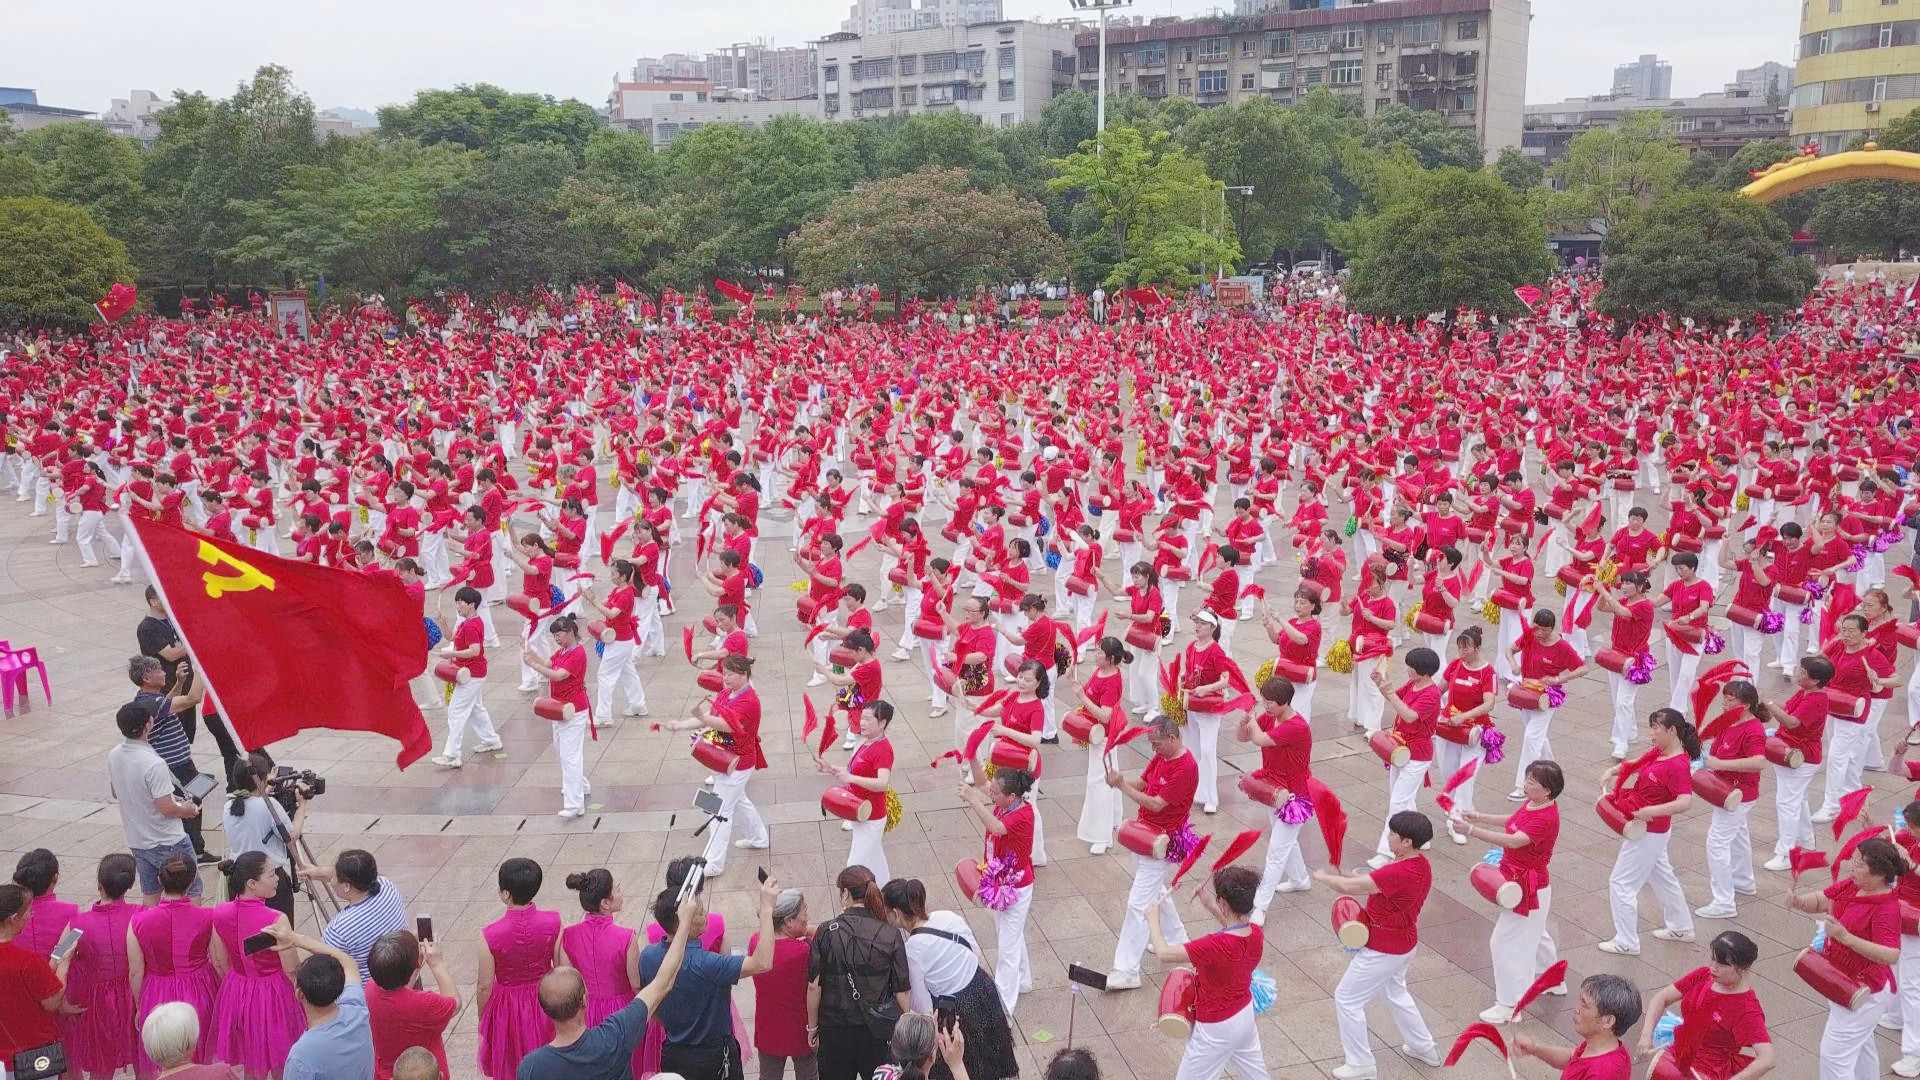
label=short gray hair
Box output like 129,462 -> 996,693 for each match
141,1001 -> 201,1068
127,655 -> 163,685
772,887 -> 805,924
393,1046 -> 441,1080
1148,715 -> 1182,741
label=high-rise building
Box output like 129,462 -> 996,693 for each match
709,41 -> 820,101
1793,0 -> 1920,154
631,53 -> 712,83
1611,53 -> 1672,99
816,19 -> 1078,128
1075,0 -> 1532,153
1730,60 -> 1793,103
840,0 -> 1004,38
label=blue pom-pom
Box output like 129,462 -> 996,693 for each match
1036,516 -> 1052,538
423,617 -> 442,648
1045,550 -> 1062,570
1088,505 -> 1104,517
595,640 -> 605,658
749,563 -> 764,588
1653,1011 -> 1680,1048
1481,847 -> 1504,866
1249,969 -> 1276,1014
549,585 -> 564,607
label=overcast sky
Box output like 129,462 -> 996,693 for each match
9,0 -> 1798,116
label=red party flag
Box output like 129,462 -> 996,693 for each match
1444,1023 -> 1509,1066
1834,824 -> 1890,879
1435,758 -> 1479,814
712,279 -> 754,304
963,719 -> 996,764
1103,702 -> 1128,747
1513,285 -> 1543,311
1510,959 -> 1568,1017
1209,829 -> 1263,873
1108,724 -> 1150,751
127,518 -> 432,768
1309,779 -> 1347,868
95,282 -> 137,322
1834,787 -> 1872,840
803,695 -> 820,744
817,711 -> 839,758
1788,845 -> 1829,880
1169,833 -> 1212,887
682,625 -> 696,664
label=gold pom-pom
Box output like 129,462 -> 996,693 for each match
1597,559 -> 1619,585
1553,579 -> 1567,597
790,580 -> 808,592
1481,598 -> 1501,623
884,788 -> 903,832
1159,690 -> 1187,726
1324,639 -> 1354,675
637,450 -> 653,466
1254,659 -> 1275,687
1402,600 -> 1422,629
1735,492 -> 1750,512
1134,446 -> 1146,470
442,679 -> 455,705
983,759 -> 998,781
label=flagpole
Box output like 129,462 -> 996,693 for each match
123,518 -> 253,758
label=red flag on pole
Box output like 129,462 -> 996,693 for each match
96,283 -> 137,322
1512,285 -> 1543,311
713,279 -> 754,304
127,518 -> 434,768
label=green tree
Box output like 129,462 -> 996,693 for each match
1599,190 -> 1818,326
658,116 -> 858,282
440,141 -> 586,291
1048,125 -> 1234,285
786,167 -> 1064,298
1363,104 -> 1484,170
872,111 -> 1009,189
18,123 -> 156,264
1807,181 -> 1920,260
1177,98 -> 1334,263
0,110 -> 41,197
1545,110 -> 1688,232
376,84 -> 602,162
1492,146 -> 1542,192
564,130 -> 674,284
0,196 -> 135,323
1710,139 -> 1800,190
1344,167 -> 1551,326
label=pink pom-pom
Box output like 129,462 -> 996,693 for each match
1800,605 -> 1816,625
1806,581 -> 1827,601
1702,631 -> 1727,655
1847,545 -> 1868,573
1874,529 -> 1901,554
1479,727 -> 1506,765
1544,684 -> 1567,709
1279,793 -> 1314,825
1626,650 -> 1656,685
1759,610 -> 1785,634
974,854 -> 1021,911
1166,822 -> 1203,862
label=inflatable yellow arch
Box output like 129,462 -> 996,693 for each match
1741,142 -> 1920,202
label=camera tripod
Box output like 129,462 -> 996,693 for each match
286,833 -> 342,930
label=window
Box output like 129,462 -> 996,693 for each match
852,58 -> 894,81
1303,66 -> 1325,85
1377,62 -> 1393,83
924,52 -> 958,74
1138,43 -> 1166,65
1453,90 -> 1476,111
1266,31 -> 1291,55
1179,46 -> 1194,63
1376,97 -> 1392,111
1141,76 -> 1166,97
1202,36 -> 1228,58
1830,0 -> 1842,11
823,64 -> 839,82
1119,82 -> 1132,94
1178,77 -> 1193,94
958,51 -> 984,73
999,79 -> 1016,101
1000,113 -> 1014,127
824,92 -> 840,112
1262,65 -> 1293,88
998,46 -> 1015,71
925,86 -> 954,105
1404,18 -> 1441,44
1333,28 -> 1365,50
668,92 -> 684,101
900,86 -> 917,105
856,87 -> 894,109
1296,31 -> 1329,52
1454,53 -> 1478,76
1374,26 -> 1395,47
899,56 -> 917,76
1198,68 -> 1228,93
1241,38 -> 1258,58
1240,72 -> 1256,90
1456,18 -> 1479,40
1330,60 -> 1363,85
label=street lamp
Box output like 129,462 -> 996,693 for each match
1069,0 -> 1133,149
1220,185 -> 1254,280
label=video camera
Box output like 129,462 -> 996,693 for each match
267,766 -> 327,815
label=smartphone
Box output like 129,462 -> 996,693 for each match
416,915 -> 434,943
932,995 -> 960,1030
756,866 -> 768,884
49,927 -> 82,963
242,931 -> 277,955
1066,963 -> 1108,991
692,788 -> 722,816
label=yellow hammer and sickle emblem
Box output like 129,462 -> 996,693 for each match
198,542 -> 277,599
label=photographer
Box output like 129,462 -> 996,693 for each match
301,850 -> 409,981
138,585 -> 241,776
224,756 -> 308,918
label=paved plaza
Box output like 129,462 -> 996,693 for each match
0,492 -> 1900,1078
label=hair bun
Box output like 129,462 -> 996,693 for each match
565,872 -> 587,890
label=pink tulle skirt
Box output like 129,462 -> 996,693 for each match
207,971 -> 306,1076
60,979 -> 135,1078
136,968 -> 221,1077
478,982 -> 556,1080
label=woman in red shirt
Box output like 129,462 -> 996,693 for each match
0,883 -> 71,1063
958,767 -> 1037,1015
1263,587 -> 1323,721
1597,708 -> 1698,956
1415,547 -> 1465,655
820,700 -> 896,886
1696,682 -> 1770,920
1315,812 -> 1443,1077
508,533 -> 559,692
1817,613 -> 1898,823
1147,868 -> 1269,1080
1635,931 -> 1775,1080
582,558 -> 648,722
1505,610 -> 1588,799
1371,647 -> 1441,865
1111,562 -> 1166,716
941,595 -> 999,777
1239,678 -> 1313,919
1593,570 -> 1657,761
1457,760 -> 1563,1024
1789,836 -> 1903,1076
665,652 -> 770,874
1065,637 -> 1128,855
1182,610 -> 1240,814
1345,560 -> 1397,736
1489,531 -> 1535,685
523,615 -> 595,819
1436,626 -> 1497,843
979,660 -> 1050,859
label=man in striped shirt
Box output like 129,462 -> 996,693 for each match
304,849 -> 410,980
127,655 -> 213,863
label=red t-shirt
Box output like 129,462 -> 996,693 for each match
1822,643 -> 1892,713
1824,880 -> 1901,992
1610,527 -> 1659,569
849,738 -> 894,820
606,584 -> 638,642
1184,926 -> 1263,1023
1021,616 -> 1059,663
718,686 -> 768,771
1613,751 -> 1691,835
1517,636 -> 1583,682
1709,718 -> 1768,803
1670,966 -> 1769,1079
454,616 -> 487,679
1137,751 -> 1198,834
367,983 -> 458,1080
1665,579 -> 1714,626
990,801 -> 1037,888
848,660 -> 884,717
1500,802 -> 1560,902
1559,1043 -> 1632,1080
1392,682 -> 1442,762
1205,569 -> 1239,618
1257,714 -> 1312,792
548,645 -> 588,707
1279,618 -> 1321,667
1776,689 -> 1827,766
0,940 -> 61,1056
747,935 -> 812,1058
1609,598 -> 1655,653
1362,855 -> 1432,955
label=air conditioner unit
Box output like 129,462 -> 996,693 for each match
1868,100 -> 1883,113
1377,42 -> 1388,53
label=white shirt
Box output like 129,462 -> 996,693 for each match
903,910 -> 981,1011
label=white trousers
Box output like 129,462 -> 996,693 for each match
992,884 -> 1033,1015
1349,658 -> 1384,733
1490,886 -> 1557,1008
1375,761 -> 1430,858
1773,761 -> 1818,856
445,679 -> 498,758
921,637 -> 951,711
76,509 -> 119,567
1821,995 -> 1887,1080
1607,672 -> 1640,758
1512,707 -> 1557,790
1128,649 -> 1158,713
595,638 -> 647,716
1706,802 -> 1755,909
1288,678 -> 1316,722
1112,854 -> 1185,976
1253,817 -> 1308,915
1078,746 -> 1123,846
1176,1002 -> 1267,1080
701,766 -> 768,873
1733,624 -> 1765,681
1334,947 -> 1437,1072
1495,610 -> 1524,683
1665,644 -> 1702,714
1607,831 -> 1691,952
1777,602 -> 1807,669
1817,720 -> 1874,817
848,819 -> 889,885
1190,710 -> 1223,809
553,715 -> 590,813
1865,697 -> 1890,771
1882,934 -> 1920,1059
1433,739 -> 1482,828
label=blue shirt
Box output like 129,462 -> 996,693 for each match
637,939 -> 743,1048
285,979 -> 373,1080
321,876 -> 407,980
517,995 -> 650,1080
133,691 -> 192,771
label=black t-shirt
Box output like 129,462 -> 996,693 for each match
136,615 -> 183,691
806,907 -> 909,1029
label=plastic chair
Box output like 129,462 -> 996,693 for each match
0,645 -> 50,715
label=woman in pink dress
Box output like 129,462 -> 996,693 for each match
558,868 -> 642,1076
205,853 -> 305,1078
476,857 -> 559,1080
12,848 -> 79,957
61,853 -> 140,1080
130,855 -> 221,1077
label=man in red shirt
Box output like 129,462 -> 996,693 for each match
1316,811 -> 1443,1078
1104,717 -> 1197,989
1514,974 -> 1643,1080
366,931 -> 459,1080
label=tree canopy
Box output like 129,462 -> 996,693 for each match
1599,190 -> 1819,326
0,196 -> 135,323
1344,167 -> 1551,324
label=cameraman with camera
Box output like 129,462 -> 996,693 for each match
224,754 -> 310,918
125,654 -> 214,864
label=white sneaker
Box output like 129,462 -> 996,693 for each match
841,820 -> 854,832
1202,803 -> 1218,815
806,674 -> 827,687
1103,970 -> 1141,991
1506,789 -> 1526,801
624,706 -> 648,717
1596,940 -> 1639,955
557,808 -> 584,819
1089,843 -> 1108,855
1891,1054 -> 1920,1077
473,740 -> 505,754
1477,1005 -> 1514,1024
1693,903 -> 1737,919
1447,829 -> 1467,845
515,681 -> 541,692
1544,984 -> 1567,996
1763,855 -> 1792,872
703,775 -> 717,786
1651,928 -> 1696,943
1811,807 -> 1839,824
1879,1015 -> 1904,1032
1275,879 -> 1311,894
1366,854 -> 1391,870
841,735 -> 859,750
1330,1065 -> 1379,1080
1402,1045 -> 1443,1068
890,648 -> 912,661
734,838 -> 770,850
430,754 -> 462,768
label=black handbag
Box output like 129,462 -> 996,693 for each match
12,1042 -> 67,1080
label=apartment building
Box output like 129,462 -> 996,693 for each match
815,20 -> 1079,128
1792,0 -> 1920,153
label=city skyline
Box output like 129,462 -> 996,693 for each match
8,0 -> 1795,119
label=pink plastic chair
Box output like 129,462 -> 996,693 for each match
0,645 -> 50,715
